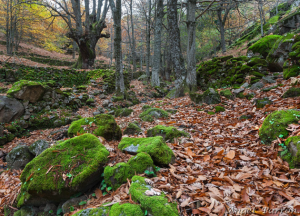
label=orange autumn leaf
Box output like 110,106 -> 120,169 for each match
225,150 -> 235,160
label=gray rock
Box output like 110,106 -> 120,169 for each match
62,196 -> 87,214
97,107 -> 105,113
262,76 -> 276,84
45,105 -> 51,111
44,203 -> 57,214
102,99 -> 110,107
0,95 -> 24,123
23,115 -> 30,120
19,120 -> 29,129
232,88 -> 245,94
99,94 -> 106,99
29,140 -> 49,156
240,82 -> 249,88
93,111 -> 101,116
123,144 -> 140,154
108,103 -> 114,108
9,81 -> 46,103
250,82 -> 265,90
6,145 -> 34,170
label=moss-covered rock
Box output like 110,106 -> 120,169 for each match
190,88 -> 221,105
127,152 -> 154,174
110,203 -> 144,216
118,137 -> 175,166
68,114 -> 122,141
129,176 -> 178,216
73,206 -> 111,216
6,145 -> 34,170
283,65 -> 300,79
220,89 -> 233,99
284,136 -> 300,167
28,140 -> 49,156
104,162 -> 135,190
139,108 -> 169,121
255,98 -> 272,108
123,123 -> 141,135
115,108 -> 133,117
147,125 -> 190,142
259,110 -> 300,144
282,87 -> 300,98
16,134 -> 110,207
248,35 -> 282,58
247,57 -> 268,67
7,80 -> 47,103
215,106 -> 225,113
142,105 -> 151,111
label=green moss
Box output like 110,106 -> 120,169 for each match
110,203 -> 143,216
282,87 -> 300,98
118,137 -> 175,166
141,115 -> 154,122
73,206 -> 111,216
123,123 -> 141,135
283,65 -> 300,79
215,106 -> 225,112
251,71 -> 264,78
259,110 -> 300,144
147,125 -> 190,142
263,85 -> 278,92
127,152 -> 154,174
68,114 -> 122,141
236,92 -> 245,99
248,35 -> 282,58
115,108 -> 133,117
104,162 -> 134,190
142,105 -> 151,111
247,57 -> 268,67
7,80 -> 47,98
220,89 -> 233,99
139,108 -> 169,119
129,176 -> 178,216
207,111 -> 215,115
284,136 -> 300,167
17,134 -> 110,207
255,98 -> 272,108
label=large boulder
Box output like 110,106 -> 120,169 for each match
129,176 -> 179,216
259,110 -> 300,144
118,136 -> 175,166
0,95 -> 24,123
247,35 -> 282,58
147,125 -> 190,142
16,134 -> 110,207
68,114 -> 122,141
6,145 -> 34,170
123,123 -> 142,135
7,80 -> 47,103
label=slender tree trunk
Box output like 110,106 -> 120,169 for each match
146,0 -> 151,78
168,0 -> 186,98
217,9 -> 226,53
258,0 -> 264,37
110,0 -> 125,95
151,0 -> 163,87
186,0 -> 197,92
130,0 -> 137,72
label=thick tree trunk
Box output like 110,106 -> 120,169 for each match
168,0 -> 186,98
73,39 -> 96,69
186,0 -> 197,92
151,0 -> 163,87
146,0 -> 151,78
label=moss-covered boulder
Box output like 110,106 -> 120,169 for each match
73,206 -> 111,216
147,125 -> 189,142
220,89 -> 233,99
115,108 -> 133,117
190,88 -> 221,105
248,35 -> 282,58
110,203 -> 144,216
259,110 -> 300,144
247,57 -> 268,67
6,145 -> 34,170
129,176 -> 178,216
139,108 -> 169,122
104,162 -> 134,190
284,136 -> 300,167
254,98 -> 272,108
7,80 -> 47,103
118,137 -> 175,166
282,87 -> 300,98
123,123 -> 141,135
68,114 -> 122,141
283,65 -> 300,79
16,134 -> 110,207
104,152 -> 154,190
142,105 -> 151,111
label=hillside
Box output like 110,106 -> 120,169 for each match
1,1 -> 300,216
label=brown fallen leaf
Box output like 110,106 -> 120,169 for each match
95,188 -> 102,199
225,150 -> 235,160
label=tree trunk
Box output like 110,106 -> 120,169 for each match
146,0 -> 151,78
186,0 -> 197,92
73,39 -> 97,69
151,0 -> 163,87
130,0 -> 137,72
168,0 -> 186,98
217,9 -> 226,54
258,0 -> 264,37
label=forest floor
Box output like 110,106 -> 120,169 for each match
1,48 -> 300,215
